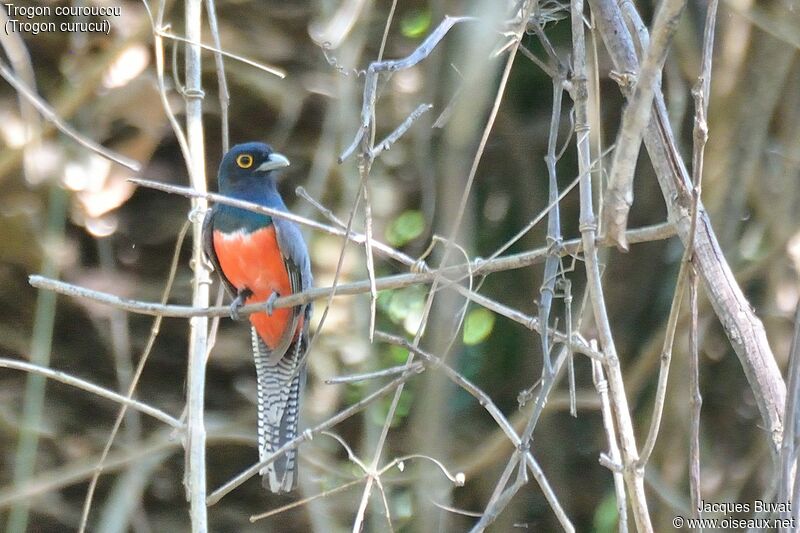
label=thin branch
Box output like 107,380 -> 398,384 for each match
518,44 -> 556,78
362,180 -> 377,342
339,15 -> 478,162
128,177 -> 675,273
28,224 -> 674,318
779,304 -> 800,527
471,458 -> 527,531
370,103 -> 433,158
0,60 -> 140,171
325,362 -> 424,384
30,221 -> 674,359
637,258 -> 689,467
601,0 -> 688,250
688,268 -> 701,518
0,358 -> 181,428
570,0 -> 652,528
686,0 -> 714,513
474,287 -> 589,531
157,29 -> 286,78
141,0 -> 193,173
204,0 -> 230,152
539,71 -> 566,375
183,0 -> 210,530
250,478 -> 364,522
591,358 -> 628,532
131,177 -> 416,264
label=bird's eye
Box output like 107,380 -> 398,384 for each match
236,154 -> 254,169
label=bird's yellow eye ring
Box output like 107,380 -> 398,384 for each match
236,154 -> 253,169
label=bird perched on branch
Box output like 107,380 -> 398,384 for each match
202,142 -> 312,493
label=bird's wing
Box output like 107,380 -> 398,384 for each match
273,216 -> 313,298
202,206 -> 237,298
255,217 -> 311,365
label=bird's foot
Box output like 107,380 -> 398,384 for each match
230,289 -> 252,321
266,291 -> 279,316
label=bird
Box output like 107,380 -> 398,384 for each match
202,142 -> 312,493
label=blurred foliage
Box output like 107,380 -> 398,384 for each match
462,308 -> 495,346
400,8 -> 432,39
0,0 -> 797,532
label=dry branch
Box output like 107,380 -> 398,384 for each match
571,0 -> 652,528
601,0 -> 687,250
0,60 -> 140,171
183,1 -> 209,530
0,358 -> 181,428
29,220 -> 675,365
588,0 -> 786,453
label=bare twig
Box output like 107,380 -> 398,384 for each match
204,0 -> 230,152
474,278 -> 591,531
686,0 -> 715,513
250,478 -> 364,522
539,71 -> 566,376
570,0 -> 652,528
339,15 -> 477,162
0,60 -> 140,171
602,0 -> 687,250
156,29 -> 286,78
0,358 -> 181,428
30,221 -> 674,356
637,258 -> 689,467
325,362 -> 424,384
29,223 -> 670,311
591,358 -> 628,532
688,268 -> 702,518
370,103 -> 433,158
779,304 -> 800,529
183,1 -> 209,530
130,176 -> 675,268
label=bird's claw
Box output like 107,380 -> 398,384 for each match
230,300 -> 243,321
266,291 -> 279,316
230,289 -> 251,321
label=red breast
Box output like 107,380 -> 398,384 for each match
212,226 -> 302,349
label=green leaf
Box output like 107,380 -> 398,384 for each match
463,308 -> 495,345
400,9 -> 432,39
592,491 -> 619,533
386,210 -> 426,247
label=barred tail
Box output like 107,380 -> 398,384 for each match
251,327 -> 306,493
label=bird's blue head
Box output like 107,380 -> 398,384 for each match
216,142 -> 290,194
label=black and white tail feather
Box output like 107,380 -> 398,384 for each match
252,325 -> 307,493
